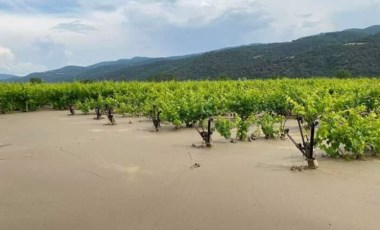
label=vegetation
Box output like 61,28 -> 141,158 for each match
214,116 -> 233,139
335,69 -> 352,79
29,77 -> 43,84
1,78 -> 380,159
257,112 -> 285,139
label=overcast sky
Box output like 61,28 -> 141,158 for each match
0,0 -> 379,75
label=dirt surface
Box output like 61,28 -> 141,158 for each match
1,111 -> 380,230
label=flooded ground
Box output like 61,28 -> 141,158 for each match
1,111 -> 380,230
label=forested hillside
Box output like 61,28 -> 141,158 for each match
3,25 -> 380,82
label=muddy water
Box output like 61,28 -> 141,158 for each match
0,111 -> 379,230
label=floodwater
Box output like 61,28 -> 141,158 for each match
0,111 -> 379,230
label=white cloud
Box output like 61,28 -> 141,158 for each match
0,45 -> 15,72
11,62 -> 47,76
255,0 -> 378,40
32,36 -> 71,68
0,45 -> 47,75
122,0 -> 264,28
51,20 -> 97,33
0,0 -> 379,75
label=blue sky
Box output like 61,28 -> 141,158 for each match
0,0 -> 379,75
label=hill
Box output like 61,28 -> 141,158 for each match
3,25 -> 380,82
0,74 -> 19,80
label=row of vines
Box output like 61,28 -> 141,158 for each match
1,79 -> 380,158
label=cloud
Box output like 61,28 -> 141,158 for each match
331,3 -> 380,29
79,1 -> 119,12
31,36 -> 71,69
51,20 -> 96,34
152,8 -> 272,54
0,0 -> 81,14
0,36 -> 71,75
299,13 -> 313,18
0,45 -> 46,75
119,0 -> 272,54
302,20 -> 321,29
0,0 -> 379,75
91,3 -> 117,12
122,0 -> 265,28
11,62 -> 47,76
0,45 -> 14,72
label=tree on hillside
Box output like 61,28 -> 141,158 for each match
29,77 -> 43,84
335,69 -> 352,78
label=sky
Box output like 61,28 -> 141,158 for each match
0,0 -> 379,76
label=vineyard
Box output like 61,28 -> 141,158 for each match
1,78 -> 380,159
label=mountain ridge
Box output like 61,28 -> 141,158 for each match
0,74 -> 19,80
2,25 -> 380,82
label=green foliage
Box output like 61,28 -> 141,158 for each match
215,116 -> 233,139
229,89 -> 260,120
287,90 -> 334,127
235,114 -> 255,141
115,102 -> 131,116
218,75 -> 230,81
76,100 -> 91,114
29,77 -> 43,84
335,69 -> 352,79
257,113 -> 285,139
316,106 -> 380,158
147,73 -> 177,82
1,79 -> 380,160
